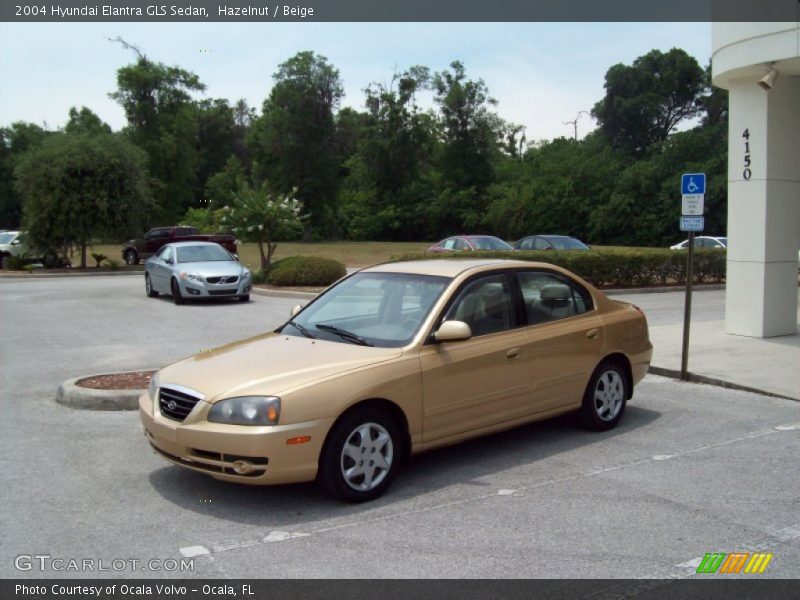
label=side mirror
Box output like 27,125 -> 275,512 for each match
290,304 -> 302,317
434,320 -> 472,343
232,254 -> 239,261
11,239 -> 20,245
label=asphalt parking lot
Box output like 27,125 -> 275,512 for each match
1,275 -> 798,579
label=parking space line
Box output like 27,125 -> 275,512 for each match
176,424 -> 795,560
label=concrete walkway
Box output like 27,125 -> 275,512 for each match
612,288 -> 800,400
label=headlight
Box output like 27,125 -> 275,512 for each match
241,269 -> 252,280
208,396 -> 280,426
179,272 -> 203,283
148,372 -> 160,405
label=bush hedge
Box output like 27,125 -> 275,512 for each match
390,248 -> 726,288
265,255 -> 347,287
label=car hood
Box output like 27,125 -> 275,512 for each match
177,261 -> 244,277
158,332 -> 401,401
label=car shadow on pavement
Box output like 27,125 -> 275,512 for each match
147,404 -> 661,528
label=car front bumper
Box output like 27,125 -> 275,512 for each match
139,393 -> 333,485
177,277 -> 251,298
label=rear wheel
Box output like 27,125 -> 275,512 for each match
171,279 -> 185,305
0,254 -> 9,270
318,408 -> 400,503
124,249 -> 139,265
145,274 -> 158,298
578,361 -> 628,431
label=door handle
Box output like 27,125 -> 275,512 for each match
506,348 -> 521,360
586,328 -> 599,340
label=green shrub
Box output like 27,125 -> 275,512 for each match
266,256 -> 347,287
107,258 -> 121,271
3,255 -> 27,270
389,248 -> 726,288
251,270 -> 268,284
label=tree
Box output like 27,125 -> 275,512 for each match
592,48 -> 704,156
431,61 -> 501,231
248,51 -> 343,238
204,155 -> 248,208
220,183 -> 304,271
340,67 -> 438,239
109,52 -> 205,221
0,122 -> 52,228
15,133 -> 153,267
64,107 -> 112,136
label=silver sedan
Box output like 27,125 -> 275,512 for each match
144,242 -> 252,305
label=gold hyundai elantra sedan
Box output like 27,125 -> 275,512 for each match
140,259 -> 652,502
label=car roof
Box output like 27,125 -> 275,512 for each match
166,241 -> 221,248
361,259 -> 549,278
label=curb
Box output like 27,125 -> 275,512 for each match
251,287 -> 319,300
647,366 -> 798,402
56,372 -> 152,411
0,270 -> 143,279
604,284 -> 725,296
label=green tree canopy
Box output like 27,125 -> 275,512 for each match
592,48 -> 705,156
15,132 -> 153,267
249,51 -> 343,238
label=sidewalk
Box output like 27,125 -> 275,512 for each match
613,288 -> 800,400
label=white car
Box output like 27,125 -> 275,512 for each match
670,236 -> 727,250
0,231 -> 27,268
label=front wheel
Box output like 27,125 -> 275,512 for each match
145,274 -> 158,298
578,361 -> 628,431
318,409 -> 401,503
0,254 -> 9,270
238,294 -> 250,302
171,279 -> 185,305
124,249 -> 139,265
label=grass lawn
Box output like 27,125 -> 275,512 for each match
79,241 -> 433,271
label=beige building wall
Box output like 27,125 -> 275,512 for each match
712,23 -> 800,337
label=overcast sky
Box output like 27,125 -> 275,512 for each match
0,22 -> 711,141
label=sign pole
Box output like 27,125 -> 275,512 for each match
681,231 -> 695,380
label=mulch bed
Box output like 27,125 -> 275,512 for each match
76,371 -> 154,390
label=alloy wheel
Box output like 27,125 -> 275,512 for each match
340,422 -> 394,492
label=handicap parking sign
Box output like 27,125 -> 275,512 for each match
681,173 -> 706,195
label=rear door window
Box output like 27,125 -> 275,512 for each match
516,271 -> 593,325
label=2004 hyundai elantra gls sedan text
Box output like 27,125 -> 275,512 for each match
140,259 -> 652,502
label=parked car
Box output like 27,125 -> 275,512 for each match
140,258 -> 652,502
144,242 -> 252,305
514,235 -> 591,251
427,235 -> 514,253
123,226 -> 237,265
0,231 -> 70,269
670,236 -> 727,250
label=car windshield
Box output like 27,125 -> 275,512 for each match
282,272 -> 450,348
0,233 -> 17,244
549,237 -> 589,250
469,237 -> 513,251
176,245 -> 232,263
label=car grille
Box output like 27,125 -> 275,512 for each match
208,289 -> 238,296
206,276 -> 239,284
159,386 -> 202,421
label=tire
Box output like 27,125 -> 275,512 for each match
0,254 -> 9,270
171,279 -> 185,305
145,274 -> 158,298
238,294 -> 250,303
124,249 -> 139,265
578,360 -> 629,431
42,252 -> 57,269
318,408 -> 401,503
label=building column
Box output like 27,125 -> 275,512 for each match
725,74 -> 800,337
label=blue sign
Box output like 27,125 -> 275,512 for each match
681,173 -> 706,195
680,216 -> 704,232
